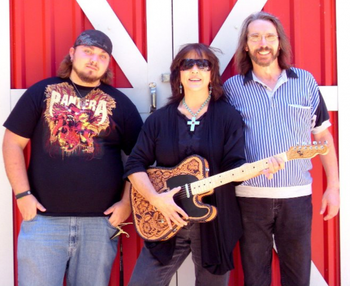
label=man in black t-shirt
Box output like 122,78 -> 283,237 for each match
3,30 -> 142,286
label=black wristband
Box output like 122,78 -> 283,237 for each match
15,190 -> 32,200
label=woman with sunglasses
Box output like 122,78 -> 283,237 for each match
125,43 -> 280,285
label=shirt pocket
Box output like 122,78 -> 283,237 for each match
287,104 -> 312,141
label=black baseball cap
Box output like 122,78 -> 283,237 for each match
73,30 -> 113,55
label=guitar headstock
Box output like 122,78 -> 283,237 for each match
286,142 -> 329,160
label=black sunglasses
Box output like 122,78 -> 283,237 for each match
180,59 -> 212,71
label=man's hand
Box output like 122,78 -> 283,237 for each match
104,200 -> 132,227
313,129 -> 340,221
320,187 -> 340,221
261,156 -> 285,180
17,195 -> 46,221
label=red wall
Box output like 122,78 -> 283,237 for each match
10,0 -> 339,285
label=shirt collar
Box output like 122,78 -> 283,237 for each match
243,68 -> 298,85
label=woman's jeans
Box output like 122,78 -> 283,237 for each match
128,222 -> 230,286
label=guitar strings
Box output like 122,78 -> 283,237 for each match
174,186 -> 189,199
174,184 -> 212,200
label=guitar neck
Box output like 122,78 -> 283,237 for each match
189,152 -> 288,195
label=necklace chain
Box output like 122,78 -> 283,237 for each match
182,95 -> 211,118
70,79 -> 100,110
70,79 -> 101,99
71,80 -> 84,98
182,95 -> 211,132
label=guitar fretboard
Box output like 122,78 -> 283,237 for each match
189,152 -> 288,195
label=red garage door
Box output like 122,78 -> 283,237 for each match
10,0 -> 339,285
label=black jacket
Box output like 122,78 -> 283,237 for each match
124,98 -> 245,274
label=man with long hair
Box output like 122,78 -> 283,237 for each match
2,30 -> 142,285
224,12 -> 339,286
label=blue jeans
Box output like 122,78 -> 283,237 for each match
128,223 -> 230,286
237,196 -> 312,286
17,215 -> 119,286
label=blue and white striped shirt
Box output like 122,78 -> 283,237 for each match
223,68 -> 331,198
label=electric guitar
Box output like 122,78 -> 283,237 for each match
130,143 -> 328,242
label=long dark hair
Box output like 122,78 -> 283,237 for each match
168,43 -> 223,105
57,54 -> 113,84
235,11 -> 292,75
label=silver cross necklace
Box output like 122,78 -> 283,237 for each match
182,95 -> 211,131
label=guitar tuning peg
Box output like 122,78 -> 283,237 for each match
313,141 -> 317,145
324,140 -> 328,145
301,142 -> 307,149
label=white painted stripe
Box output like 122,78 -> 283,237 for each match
211,0 -> 268,74
319,86 -> 337,112
76,0 -> 148,89
146,0 -> 173,109
173,0 -> 198,53
0,0 -> 14,285
310,262 -> 328,286
11,86 -> 339,112
336,0 -> 350,285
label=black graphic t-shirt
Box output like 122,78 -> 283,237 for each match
4,77 -> 143,216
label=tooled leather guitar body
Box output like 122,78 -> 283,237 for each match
130,155 -> 217,242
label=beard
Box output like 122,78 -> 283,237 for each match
249,47 -> 279,67
72,65 -> 105,84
